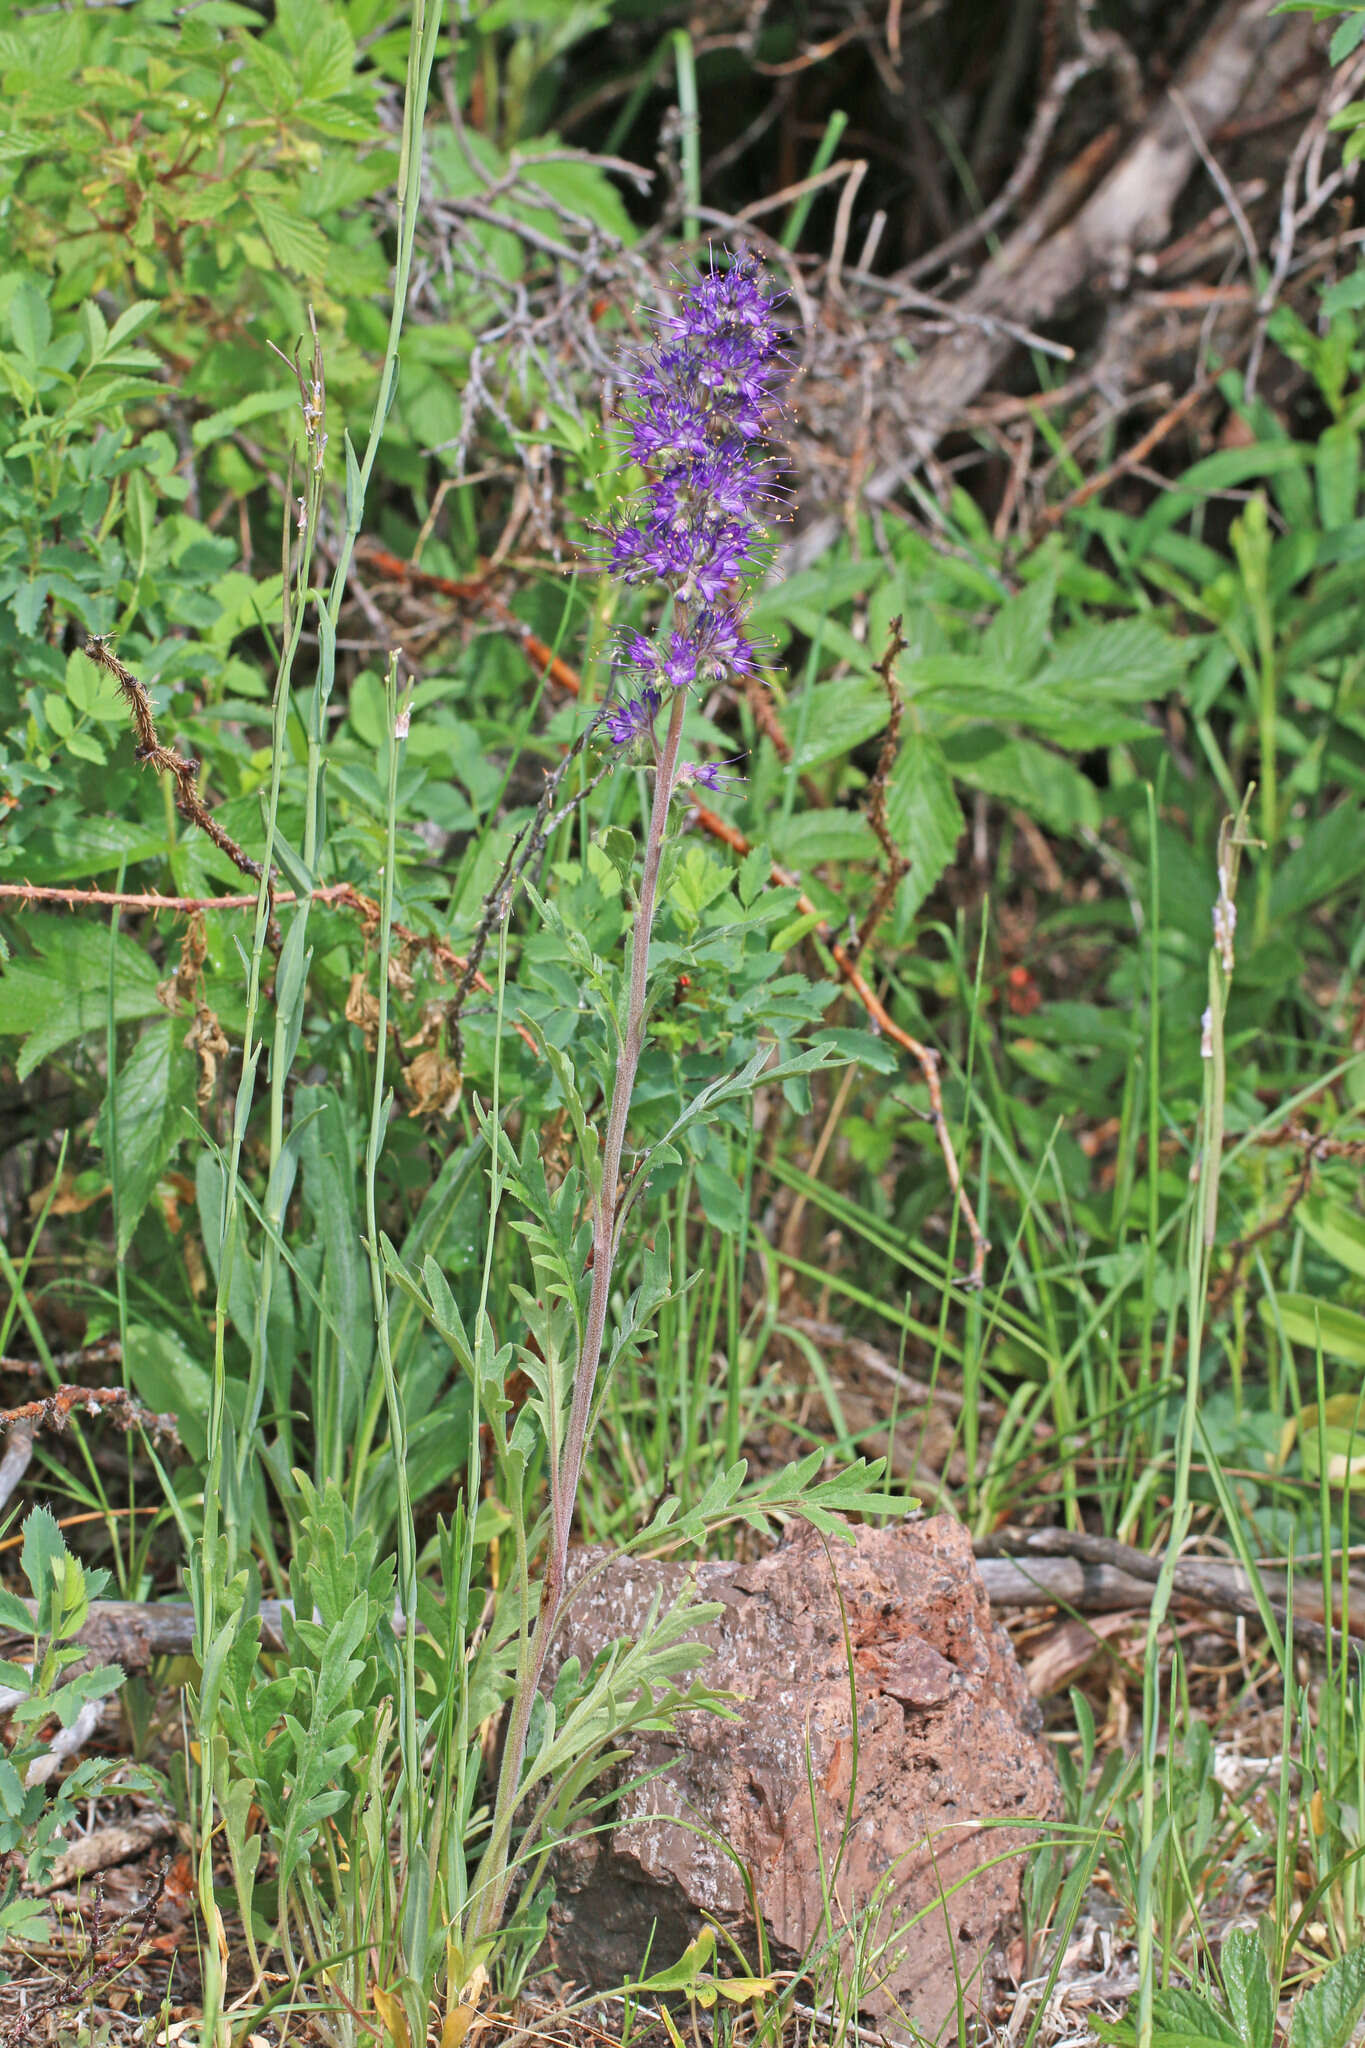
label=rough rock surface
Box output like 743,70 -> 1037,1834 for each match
545,1517 -> 1059,2037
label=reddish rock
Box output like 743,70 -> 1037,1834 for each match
545,1516 -> 1059,2035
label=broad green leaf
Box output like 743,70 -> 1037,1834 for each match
1261,1294 -> 1365,1366
885,733 -> 964,918
940,730 -> 1101,836
1288,1947 -> 1365,2048
1222,1929 -> 1274,2048
0,916 -> 162,1080
20,1506 -> 65,1630
785,675 -> 890,771
124,1325 -> 212,1463
7,278 -> 50,362
772,808 -> 877,869
981,569 -> 1055,678
191,388 -> 298,449
247,194 -> 329,276
95,1019 -> 196,1256
1037,615 -> 1188,700
1297,1197 -> 1365,1282
1270,802 -> 1365,920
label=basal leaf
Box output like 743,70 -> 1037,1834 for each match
1288,1947 -> 1365,2048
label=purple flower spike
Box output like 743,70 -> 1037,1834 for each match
610,251 -> 786,609
602,251 -> 785,790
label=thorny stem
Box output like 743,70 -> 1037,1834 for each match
472,687 -> 688,1945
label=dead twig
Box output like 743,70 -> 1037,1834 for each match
0,881 -> 539,1054
85,638 -> 267,887
0,1384 -> 179,1447
976,1526 -> 1364,1659
0,1864 -> 169,2045
1036,375 -> 1216,529
1209,1119 -> 1365,1308
878,0 -> 1304,475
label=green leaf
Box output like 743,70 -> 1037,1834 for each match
1298,1197 -> 1365,1282
247,194 -> 329,277
981,570 -> 1054,677
106,300 -> 160,350
1316,421 -> 1361,526
95,1020 -> 196,1256
0,1590 -> 34,1634
0,916 -> 162,1081
1150,1987 -> 1240,2048
940,730 -> 1101,836
7,278 -> 50,362
1037,614 -> 1188,700
65,728 -> 107,765
20,1507 -> 65,1631
191,388 -> 298,449
123,1326 -> 212,1462
885,734 -> 964,918
1330,12 -> 1365,64
785,676 -> 891,772
1270,803 -> 1365,920
1261,1294 -> 1365,1365
1222,1929 -> 1274,2048
1288,1948 -> 1365,2048
772,809 -> 878,869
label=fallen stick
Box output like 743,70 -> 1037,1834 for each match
880,0 -> 1309,473
976,1528 -> 1365,1657
25,1542 -> 1360,1675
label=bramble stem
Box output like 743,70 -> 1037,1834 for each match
472,687 -> 688,1944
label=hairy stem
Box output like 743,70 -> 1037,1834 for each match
473,687 -> 688,1945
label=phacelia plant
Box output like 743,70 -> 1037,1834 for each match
471,251 -> 787,1944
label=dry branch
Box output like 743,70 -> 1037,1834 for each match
32,1538 -> 1362,1676
876,0 -> 1309,479
86,638 -> 266,886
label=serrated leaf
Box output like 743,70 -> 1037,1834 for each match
1270,802 -> 1365,920
940,730 -> 1101,835
0,916 -> 162,1080
885,733 -> 964,917
981,567 -> 1056,677
1222,1929 -> 1274,2048
1288,1947 -> 1365,2048
247,194 -> 329,277
7,279 -> 50,363
20,1506 -> 66,1628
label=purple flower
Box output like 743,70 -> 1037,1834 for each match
677,757 -> 746,795
697,607 -> 756,680
603,686 -> 661,747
